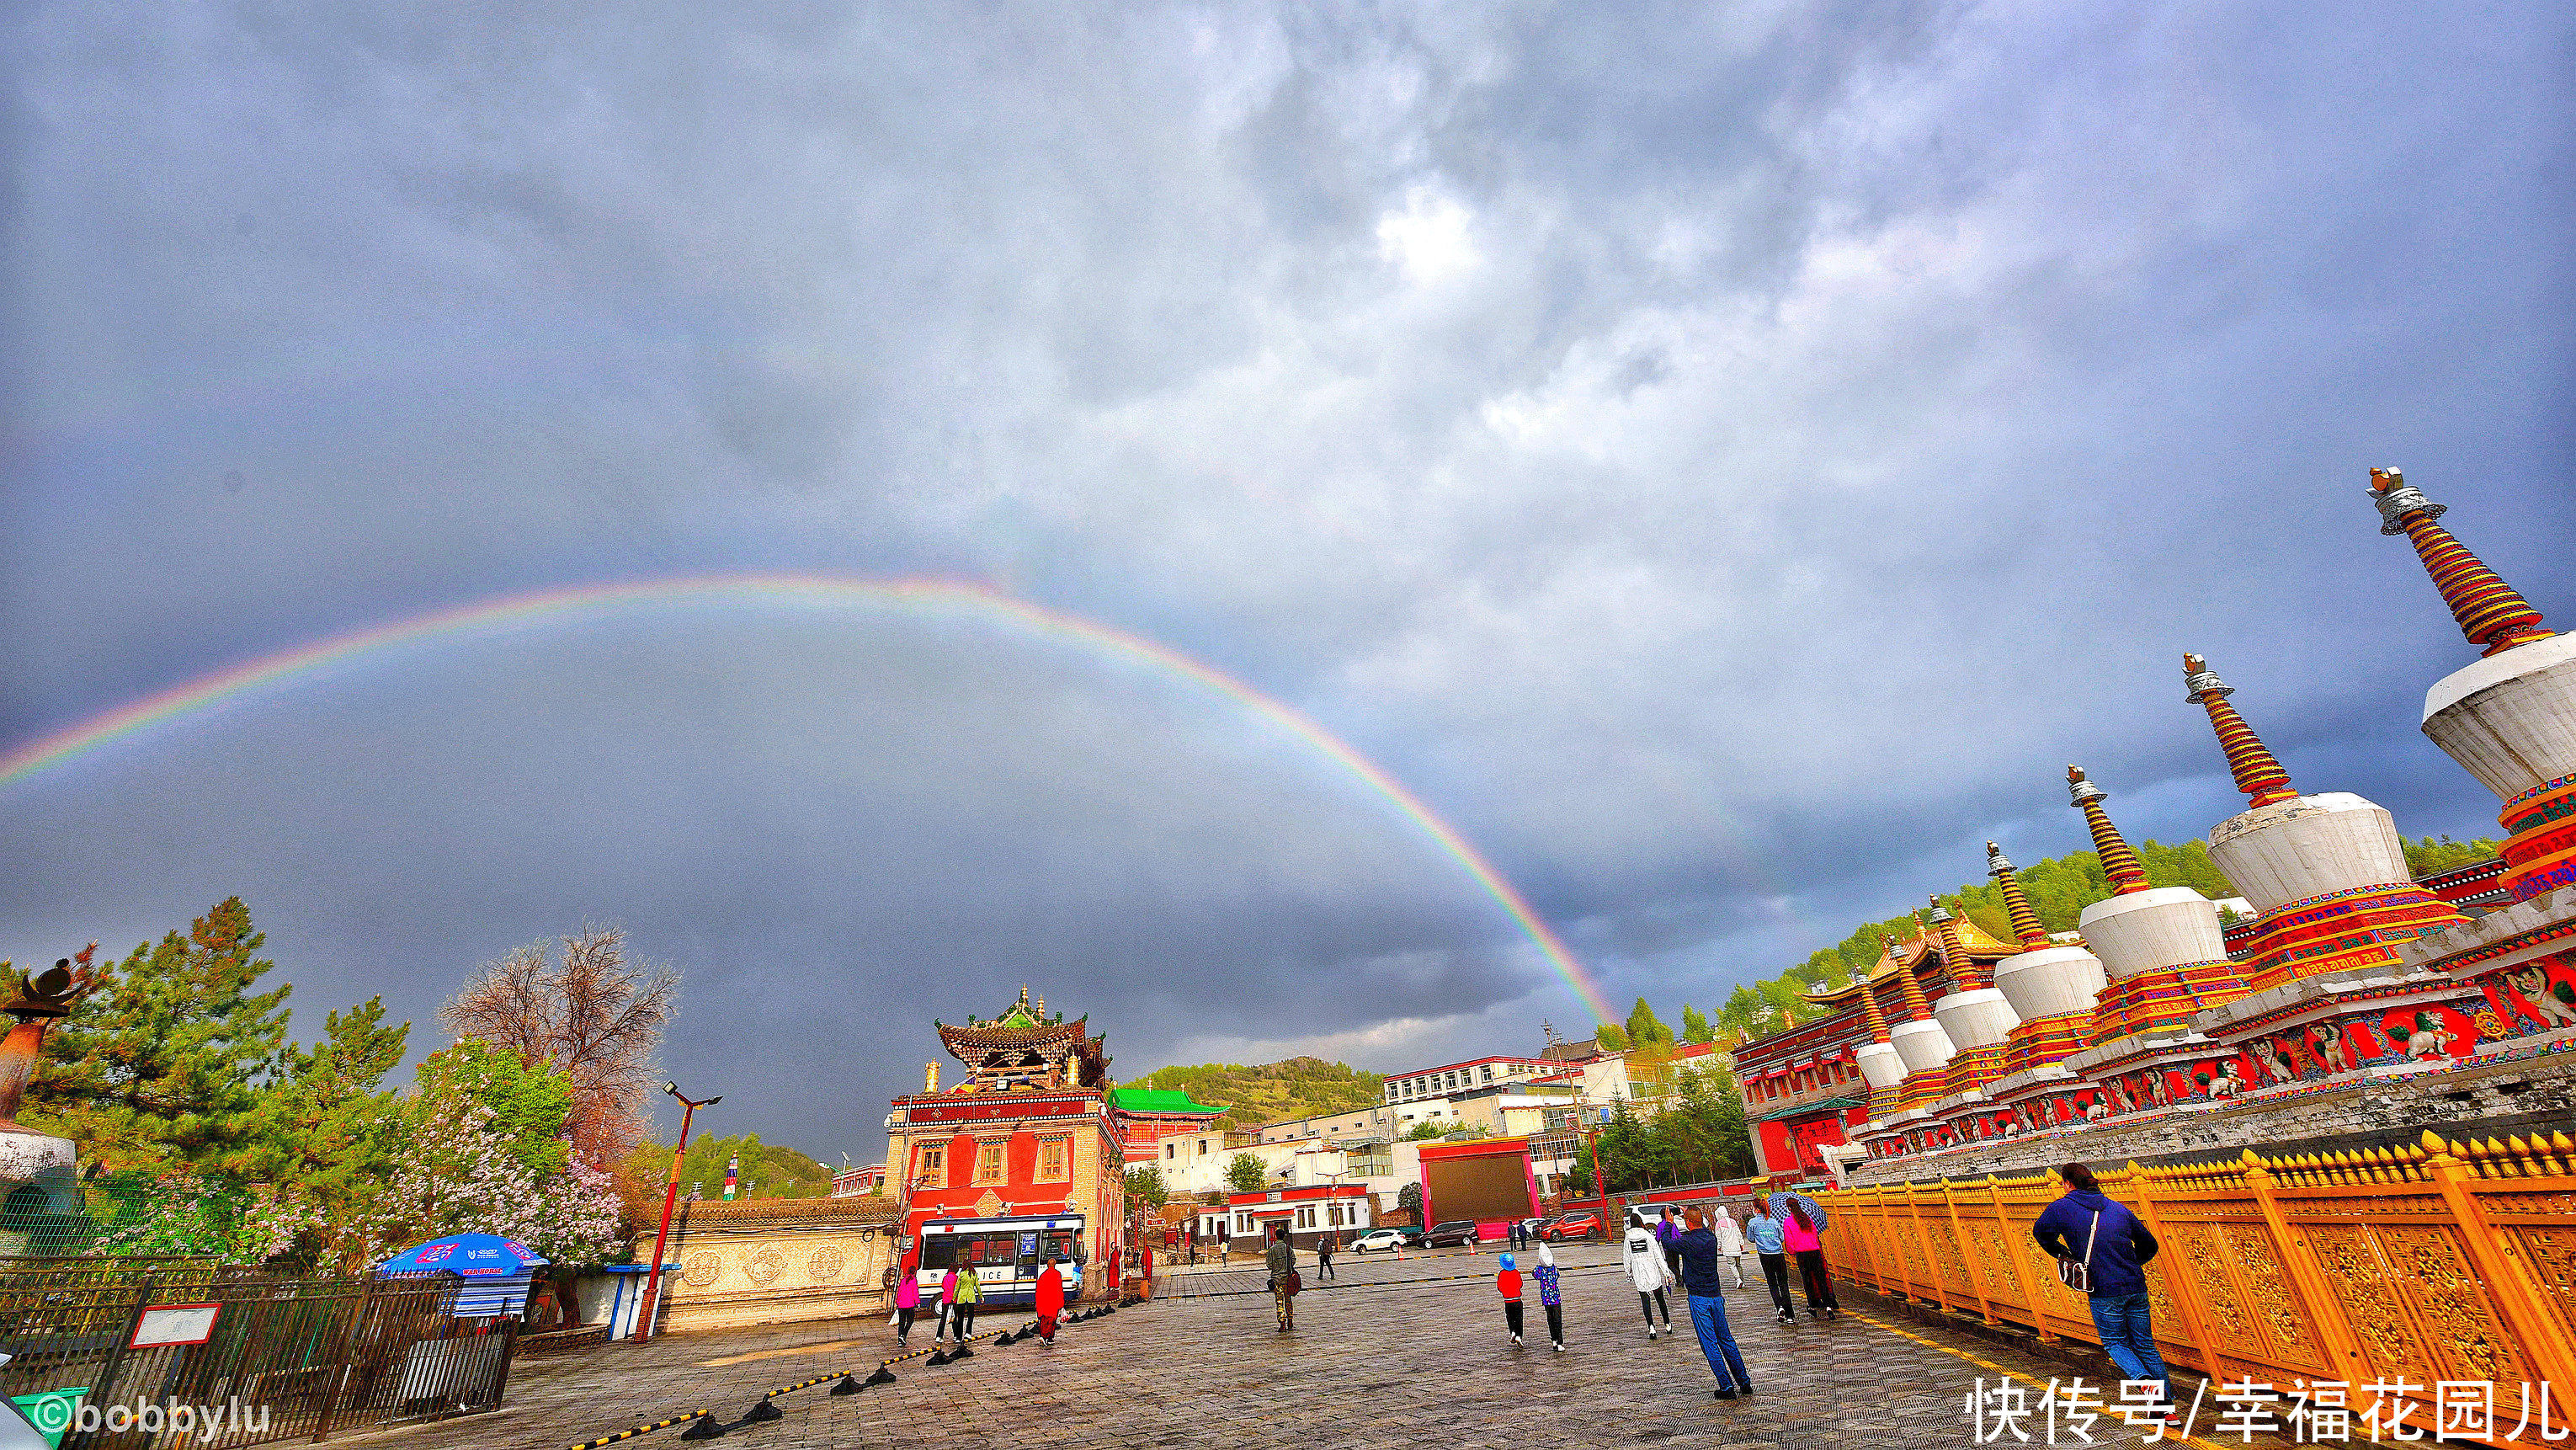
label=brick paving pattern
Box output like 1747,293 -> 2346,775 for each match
364,1245 -> 2203,1450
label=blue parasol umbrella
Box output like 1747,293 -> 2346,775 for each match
380,1233 -> 549,1277
381,1234 -> 551,1316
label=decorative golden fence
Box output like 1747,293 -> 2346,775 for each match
1819,1131 -> 2576,1438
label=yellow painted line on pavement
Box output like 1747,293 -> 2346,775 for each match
1847,1309 -> 2232,1450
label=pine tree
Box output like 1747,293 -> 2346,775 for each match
244,997 -> 411,1231
28,898 -> 293,1174
1625,998 -> 1673,1046
1679,1003 -> 1711,1045
1594,1021 -> 1630,1052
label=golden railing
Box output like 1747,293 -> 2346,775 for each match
1819,1131 -> 2576,1439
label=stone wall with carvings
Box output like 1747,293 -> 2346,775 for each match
1845,1039 -> 2576,1186
657,1196 -> 905,1335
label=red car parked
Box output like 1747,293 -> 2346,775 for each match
1538,1210 -> 1609,1242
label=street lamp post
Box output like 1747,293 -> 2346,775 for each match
633,1081 -> 720,1342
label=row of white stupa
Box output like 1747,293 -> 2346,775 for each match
1839,468 -> 2576,1138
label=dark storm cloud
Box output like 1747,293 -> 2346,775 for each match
4,2 -> 2569,1157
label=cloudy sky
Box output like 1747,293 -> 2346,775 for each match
4,2 -> 2569,1165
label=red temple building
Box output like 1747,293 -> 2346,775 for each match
885,986 -> 1128,1279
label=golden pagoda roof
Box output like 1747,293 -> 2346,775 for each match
1798,913 -> 2028,1006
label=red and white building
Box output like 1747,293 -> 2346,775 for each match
1219,1184 -> 1375,1250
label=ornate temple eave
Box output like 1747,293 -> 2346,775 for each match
1800,919 -> 2030,1007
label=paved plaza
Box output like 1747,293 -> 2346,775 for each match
355,1243 -> 2216,1450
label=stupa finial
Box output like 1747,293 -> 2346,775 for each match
2183,653 -> 2298,808
1928,894 -> 1988,991
1885,930 -> 1934,1021
2067,765 -> 2153,894
1852,949 -> 1892,1044
1987,841 -> 2052,950
2369,467 -> 2553,657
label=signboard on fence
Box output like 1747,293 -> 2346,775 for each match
130,1304 -> 220,1349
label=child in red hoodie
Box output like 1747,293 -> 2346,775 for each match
1498,1252 -> 1525,1348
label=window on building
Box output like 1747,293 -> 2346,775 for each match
1296,1206 -> 1316,1229
915,1143 -> 946,1187
1236,1213 -> 1254,1234
1037,1138 -> 1069,1182
1481,1065 -> 1493,1082
1198,1139 -> 1209,1156
974,1141 -> 1006,1184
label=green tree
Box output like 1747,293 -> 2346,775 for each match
2403,835 -> 2501,876
1679,1004 -> 1711,1045
1223,1151 -> 1269,1194
243,996 -> 411,1248
1625,998 -> 1673,1046
413,1038 -> 576,1177
1594,1021 -> 1630,1052
1122,1165 -> 1168,1207
28,898 -> 293,1174
1402,1119 -> 1450,1141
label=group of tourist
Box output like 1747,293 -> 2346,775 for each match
889,1260 -> 982,1348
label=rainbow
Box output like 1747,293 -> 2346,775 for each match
0,574 -> 1615,1024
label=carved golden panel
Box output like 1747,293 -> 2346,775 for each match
683,1251 -> 726,1288
2379,1224 -> 2529,1386
2509,1225 -> 2576,1346
2214,1222 -> 2326,1373
809,1246 -> 847,1282
2170,1222 -> 2256,1347
2302,1223 -> 2436,1385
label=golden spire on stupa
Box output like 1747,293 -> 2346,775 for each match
1884,931 -> 1934,1021
2183,653 -> 2298,808
1852,952 -> 1892,1045
2067,765 -> 2153,894
2370,468 -> 2553,658
1927,896 -> 1989,991
1986,842 -> 2052,951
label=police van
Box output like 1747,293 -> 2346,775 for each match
914,1214 -> 1085,1307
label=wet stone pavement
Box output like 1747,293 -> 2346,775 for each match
361,1244 -> 2194,1450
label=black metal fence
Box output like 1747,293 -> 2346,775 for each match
0,1264 -> 514,1447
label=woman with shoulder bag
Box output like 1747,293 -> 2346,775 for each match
2032,1163 -> 2169,1403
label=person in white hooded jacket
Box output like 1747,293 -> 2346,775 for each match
1622,1211 -> 1676,1339
1710,1207 -> 1748,1289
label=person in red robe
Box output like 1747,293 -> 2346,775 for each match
1035,1258 -> 1065,1345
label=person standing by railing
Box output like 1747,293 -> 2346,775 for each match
1775,1191 -> 1837,1319
1743,1197 -> 1793,1324
2032,1163 -> 2168,1405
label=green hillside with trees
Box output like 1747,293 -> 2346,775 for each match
1120,1056 -> 1385,1131
1614,834 -> 2498,1050
618,1132 -> 834,1202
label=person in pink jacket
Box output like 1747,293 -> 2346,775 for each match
935,1266 -> 961,1343
1778,1193 -> 1838,1319
893,1259 -> 922,1346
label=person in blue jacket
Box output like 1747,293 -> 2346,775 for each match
1673,1206 -> 1754,1401
1743,1196 -> 1793,1324
2031,1163 -> 2167,1400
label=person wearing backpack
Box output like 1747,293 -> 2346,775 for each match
2032,1163 -> 2168,1401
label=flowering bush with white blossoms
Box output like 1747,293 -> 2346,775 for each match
356,1097 -> 622,1266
